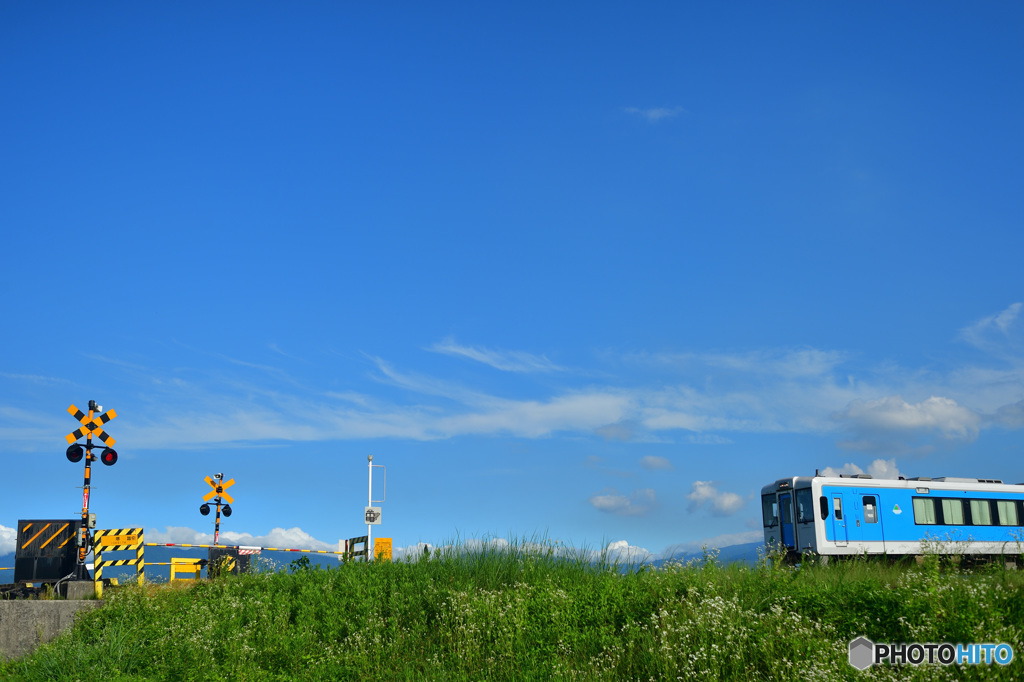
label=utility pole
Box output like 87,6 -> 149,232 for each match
367,455 -> 373,559
364,455 -> 384,561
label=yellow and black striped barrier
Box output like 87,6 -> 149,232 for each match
93,528 -> 144,597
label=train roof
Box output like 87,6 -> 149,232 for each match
761,474 -> 1024,495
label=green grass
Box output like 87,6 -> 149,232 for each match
3,541 -> 1024,680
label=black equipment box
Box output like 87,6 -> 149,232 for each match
14,519 -> 84,583
208,546 -> 251,576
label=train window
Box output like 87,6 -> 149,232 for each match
997,500 -> 1019,526
942,499 -> 965,525
782,498 -> 792,524
833,496 -> 843,520
819,496 -> 828,520
970,500 -> 993,525
913,497 -> 937,525
796,489 -> 813,523
761,495 -> 779,528
862,496 -> 877,524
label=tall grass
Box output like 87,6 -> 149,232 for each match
3,539 -> 1023,680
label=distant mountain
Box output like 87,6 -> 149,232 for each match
0,553 -> 14,581
0,547 -> 344,585
2,543 -> 768,586
653,541 -> 763,568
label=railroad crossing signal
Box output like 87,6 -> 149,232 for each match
66,404 -> 117,446
204,475 -> 235,504
201,473 -> 235,546
63,399 -> 120,578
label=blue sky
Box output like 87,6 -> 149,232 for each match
2,3 -> 1022,562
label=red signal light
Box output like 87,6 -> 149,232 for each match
222,505 -> 232,518
200,504 -> 211,516
66,444 -> 85,463
100,448 -> 118,466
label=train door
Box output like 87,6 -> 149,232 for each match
858,494 -> 884,551
779,493 -> 795,549
831,493 -> 848,546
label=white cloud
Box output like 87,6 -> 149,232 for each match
145,526 -> 338,553
0,524 -> 15,555
867,459 -> 901,479
598,540 -> 655,564
821,458 -> 901,480
391,542 -> 435,561
686,481 -> 746,516
639,456 -> 673,471
428,338 -> 564,373
624,106 -> 686,122
589,488 -> 656,516
835,395 -> 981,442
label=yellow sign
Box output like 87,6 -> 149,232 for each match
98,534 -> 139,546
66,404 -> 117,446
374,537 -> 392,561
203,476 -> 235,504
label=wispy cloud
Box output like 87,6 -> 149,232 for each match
994,399 -> 1024,429
428,338 -> 564,373
585,455 -> 634,478
80,354 -> 152,371
960,302 -> 1022,358
589,487 -> 656,516
0,373 -> 70,384
639,455 -> 673,471
6,306 -> 1022,455
624,106 -> 686,122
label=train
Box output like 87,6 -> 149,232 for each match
761,473 -> 1024,560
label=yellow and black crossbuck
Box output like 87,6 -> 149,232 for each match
66,404 -> 117,446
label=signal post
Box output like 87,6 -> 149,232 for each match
65,400 -> 119,580
200,473 -> 235,545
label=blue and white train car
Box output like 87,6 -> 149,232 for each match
761,473 -> 1024,559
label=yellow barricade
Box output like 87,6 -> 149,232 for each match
93,528 -> 145,598
170,558 -> 203,582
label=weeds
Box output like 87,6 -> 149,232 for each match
3,538 -> 1024,680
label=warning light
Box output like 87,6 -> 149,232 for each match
100,448 -> 118,466
200,504 -> 211,516
222,505 -> 232,517
66,444 -> 85,463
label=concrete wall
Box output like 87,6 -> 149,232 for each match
0,601 -> 103,660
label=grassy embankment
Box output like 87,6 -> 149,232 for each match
3,541 -> 1024,681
